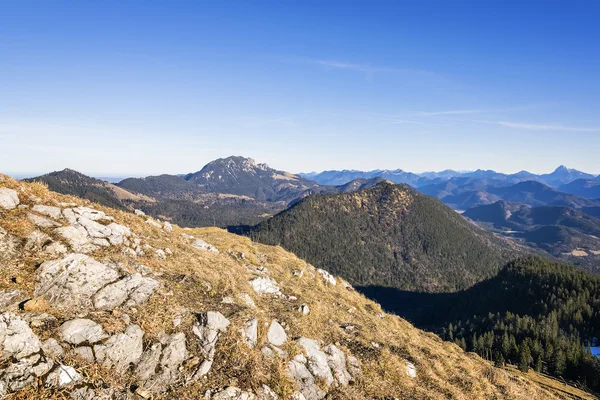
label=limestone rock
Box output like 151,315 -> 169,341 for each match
296,338 -> 334,387
73,346 -> 95,362
298,304 -> 310,315
32,205 -> 62,219
256,385 -> 279,400
24,230 -> 52,252
405,360 -> 417,378
94,325 -> 144,373
35,254 -> 120,308
41,338 -> 64,358
323,344 -> 352,386
192,239 -> 219,253
134,209 -> 146,216
136,332 -> 187,392
212,387 -> 257,400
0,313 -> 41,359
240,318 -> 258,348
146,218 -> 162,229
55,226 -> 97,253
316,269 -> 336,286
58,319 -> 107,345
250,277 -> 280,295
0,188 -> 19,210
287,356 -> 326,400
45,364 -> 83,387
238,293 -> 256,308
191,312 -> 229,378
27,213 -> 62,228
92,273 -> 159,310
267,320 -> 287,347
163,221 -> 173,232
0,290 -> 27,311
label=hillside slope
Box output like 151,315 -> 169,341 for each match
249,182 -> 518,292
1,175 -> 594,400
1,175 -> 592,399
362,257 -> 600,393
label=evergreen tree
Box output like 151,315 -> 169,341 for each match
519,343 -> 531,373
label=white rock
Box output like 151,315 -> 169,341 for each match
93,273 -> 159,310
41,338 -> 64,358
32,205 -> 62,219
317,269 -> 336,286
73,207 -> 106,221
296,338 -> 334,387
212,387 -> 257,400
77,216 -> 112,238
250,277 -> 281,295
156,249 -> 166,260
238,293 -> 256,308
163,221 -> 173,232
134,209 -> 146,216
405,360 -> 417,378
0,313 -> 41,359
0,289 -> 27,311
192,239 -> 219,253
324,344 -> 352,386
256,385 -> 279,400
55,226 -> 96,253
298,304 -> 310,315
94,325 -> 144,373
58,319 -> 107,345
287,358 -> 326,400
35,254 -> 120,308
0,188 -> 19,210
146,218 -> 162,229
73,346 -> 95,362
45,364 -> 82,387
240,318 -> 258,348
267,320 -> 287,347
27,213 -> 61,228
191,312 -> 229,378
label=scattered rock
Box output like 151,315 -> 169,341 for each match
324,344 -> 352,386
191,312 -> 230,379
73,346 -> 95,362
267,320 -> 287,347
163,221 -> 173,232
58,319 -> 107,345
316,269 -> 336,286
405,360 -> 417,378
238,293 -> 256,308
240,318 -> 258,348
298,304 -> 310,315
250,277 -> 281,295
0,313 -> 41,359
221,296 -> 234,304
134,209 -> 146,216
41,338 -> 64,358
136,332 -> 187,392
296,338 -> 334,386
146,219 -> 162,229
287,355 -> 326,400
256,385 -> 279,400
0,188 -> 19,210
192,239 -> 219,253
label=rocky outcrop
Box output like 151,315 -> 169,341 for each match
192,238 -> 219,253
135,332 -> 187,392
250,277 -> 281,295
58,319 -> 107,345
35,254 -> 121,308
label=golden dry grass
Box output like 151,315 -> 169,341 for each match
0,174 -> 597,400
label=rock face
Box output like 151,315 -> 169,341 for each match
191,312 -> 230,378
0,188 -> 19,210
35,254 -> 120,308
94,325 -> 144,373
287,355 -> 326,400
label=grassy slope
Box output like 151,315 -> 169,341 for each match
0,175 -> 594,400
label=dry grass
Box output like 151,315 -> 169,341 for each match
0,174 -> 597,400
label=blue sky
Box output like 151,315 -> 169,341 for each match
1,1 -> 599,176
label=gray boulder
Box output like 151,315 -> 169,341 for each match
267,320 -> 287,347
27,213 -> 61,228
296,338 -> 334,387
35,254 -> 120,308
323,344 -> 352,386
0,290 -> 27,312
55,226 -> 96,253
192,239 -> 218,253
191,312 -> 229,379
58,319 -> 107,345
136,332 -> 187,392
212,387 -> 257,400
250,277 -> 280,295
0,188 -> 19,210
0,313 -> 41,359
44,364 -> 83,387
32,205 -> 62,219
287,355 -> 326,400
240,318 -> 258,348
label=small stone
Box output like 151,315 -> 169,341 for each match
192,239 -> 218,253
59,318 -> 107,345
134,209 -> 146,216
405,360 -> 417,378
240,318 -> 258,348
298,304 -> 310,315
221,296 -> 234,304
41,338 -> 64,358
238,293 -> 256,308
267,320 -> 287,347
317,269 -> 336,286
45,364 -> 82,387
163,221 -> 173,232
250,277 -> 281,295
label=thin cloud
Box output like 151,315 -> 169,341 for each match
300,58 -> 441,79
416,109 -> 483,116
495,121 -> 599,132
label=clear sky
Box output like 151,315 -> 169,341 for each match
1,1 -> 599,177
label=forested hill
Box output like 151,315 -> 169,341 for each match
249,181 -> 517,292
361,256 -> 600,391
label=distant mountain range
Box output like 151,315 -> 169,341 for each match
463,200 -> 600,271
302,165 -> 599,189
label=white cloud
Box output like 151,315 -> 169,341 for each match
494,121 -> 599,132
